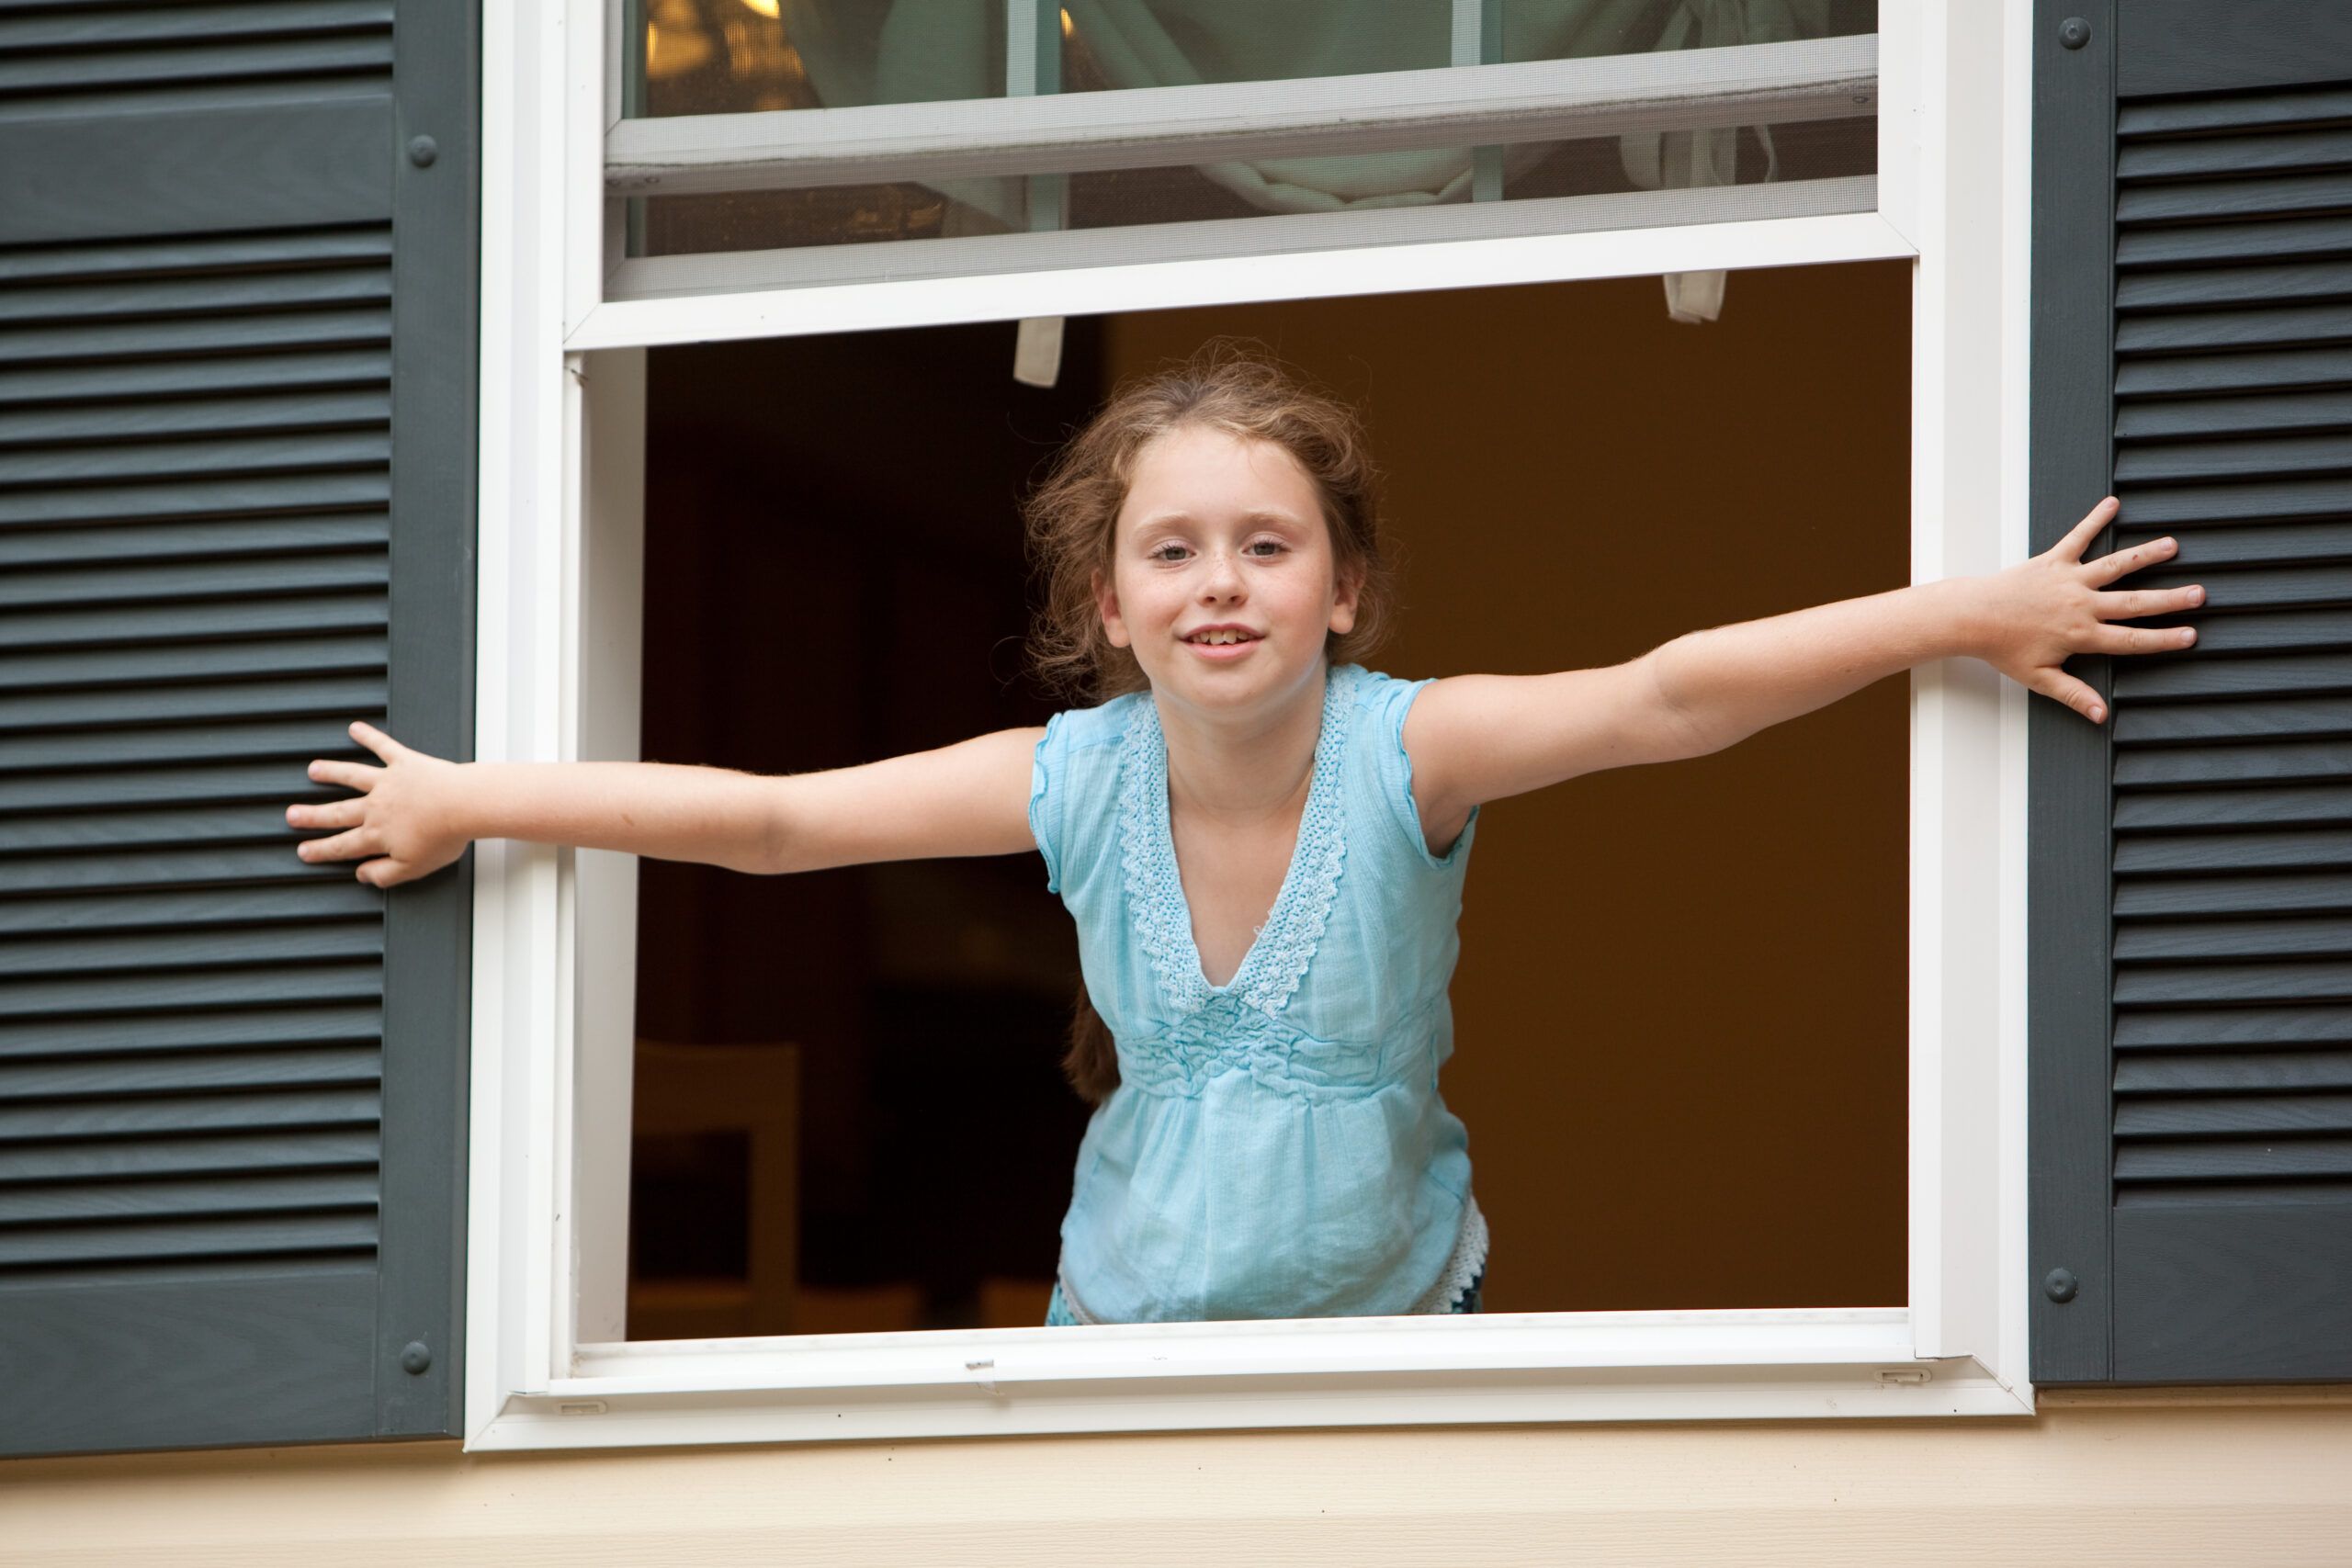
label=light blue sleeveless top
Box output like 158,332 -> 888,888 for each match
1028,663 -> 1478,1322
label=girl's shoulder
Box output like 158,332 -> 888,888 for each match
1029,690 -> 1148,896
1333,662 -> 1429,734
1040,686 -> 1149,759
1332,664 -> 1470,872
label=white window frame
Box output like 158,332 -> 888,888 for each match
464,0 -> 2039,1450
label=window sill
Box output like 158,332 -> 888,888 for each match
468,1308 -> 2031,1450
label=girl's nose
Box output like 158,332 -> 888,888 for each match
1199,549 -> 1245,600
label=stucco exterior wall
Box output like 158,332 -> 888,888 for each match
6,1393 -> 2349,1564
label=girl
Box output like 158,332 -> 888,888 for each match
292,357 -> 2199,1325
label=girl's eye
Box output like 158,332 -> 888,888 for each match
1152,544 -> 1189,562
1245,540 -> 1284,557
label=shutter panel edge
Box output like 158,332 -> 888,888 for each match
2029,0 -> 2122,1387
372,0 -> 478,1440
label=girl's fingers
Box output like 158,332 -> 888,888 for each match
2095,623 -> 2199,656
298,827 -> 379,863
357,853 -> 438,888
357,857 -> 418,888
2082,536 -> 2179,587
2051,497 -> 2120,564
288,797 -> 368,829
308,758 -> 381,791
2096,584 -> 2205,620
2027,666 -> 2108,724
348,721 -> 411,764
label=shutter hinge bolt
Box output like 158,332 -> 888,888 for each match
2057,17 -> 2090,49
400,1340 -> 433,1374
408,135 -> 440,168
2043,1267 -> 2079,1303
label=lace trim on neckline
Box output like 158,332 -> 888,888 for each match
1117,669 -> 1354,1018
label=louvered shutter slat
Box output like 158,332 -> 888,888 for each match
0,637 -> 392,695
0,351 -> 395,408
0,883 -> 381,937
0,1169 -> 381,1225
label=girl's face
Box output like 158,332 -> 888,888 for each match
1096,423 -> 1359,718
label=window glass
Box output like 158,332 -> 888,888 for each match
630,0 -> 1877,119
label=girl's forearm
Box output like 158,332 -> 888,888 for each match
294,723 -> 1046,886
446,761 -> 786,872
1408,501 -> 2193,821
1644,578 -> 1981,756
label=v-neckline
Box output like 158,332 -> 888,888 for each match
1120,670 -> 1353,1015
1164,748 -> 1315,997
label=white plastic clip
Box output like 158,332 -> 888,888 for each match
1012,318 -> 1064,388
965,1358 -> 1001,1396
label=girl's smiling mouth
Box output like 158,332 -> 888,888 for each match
1182,623 -> 1263,657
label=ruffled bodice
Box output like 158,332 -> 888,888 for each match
1029,665 -> 1478,1322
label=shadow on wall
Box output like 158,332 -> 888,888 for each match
630,263 -> 1912,1334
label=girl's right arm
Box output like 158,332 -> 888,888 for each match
288,722 -> 1046,887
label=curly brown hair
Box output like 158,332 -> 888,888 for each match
1024,348 -> 1398,1103
1023,347 -> 1396,703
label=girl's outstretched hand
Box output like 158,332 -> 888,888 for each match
288,722 -> 468,886
1962,496 -> 2203,724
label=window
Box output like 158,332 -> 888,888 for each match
460,0 -> 2038,1449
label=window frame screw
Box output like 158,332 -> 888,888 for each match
2058,17 -> 2091,49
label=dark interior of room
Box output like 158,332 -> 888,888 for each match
628,261 -> 1913,1337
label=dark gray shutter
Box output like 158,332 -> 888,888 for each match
0,0 -> 475,1452
2030,0 -> 2352,1384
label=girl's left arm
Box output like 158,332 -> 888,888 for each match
1404,498 -> 2202,850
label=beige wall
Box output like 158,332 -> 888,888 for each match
6,1398 -> 2352,1564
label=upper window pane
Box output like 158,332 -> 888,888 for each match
629,0 -> 1878,120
